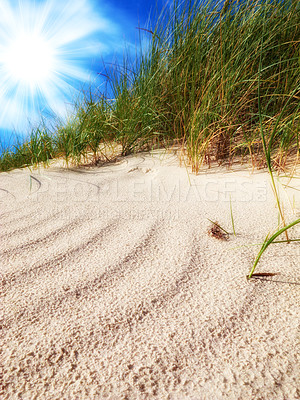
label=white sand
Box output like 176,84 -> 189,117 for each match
1,150 -> 299,399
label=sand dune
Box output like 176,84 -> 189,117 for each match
1,150 -> 299,399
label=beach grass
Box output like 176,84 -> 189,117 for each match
0,0 -> 299,172
246,3 -> 300,277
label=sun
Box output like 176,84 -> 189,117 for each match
3,33 -> 55,86
0,0 -> 108,134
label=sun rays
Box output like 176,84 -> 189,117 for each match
0,0 -> 108,133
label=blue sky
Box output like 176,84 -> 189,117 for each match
87,0 -> 163,88
0,0 -> 165,148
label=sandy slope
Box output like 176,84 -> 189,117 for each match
1,150 -> 299,399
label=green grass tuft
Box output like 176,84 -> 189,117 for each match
0,0 -> 299,172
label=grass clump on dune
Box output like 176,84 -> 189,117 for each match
0,0 -> 299,172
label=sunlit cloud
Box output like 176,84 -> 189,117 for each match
0,0 -> 119,134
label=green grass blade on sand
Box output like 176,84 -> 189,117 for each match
247,218 -> 300,280
229,194 -> 236,236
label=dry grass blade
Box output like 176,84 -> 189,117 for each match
207,220 -> 229,241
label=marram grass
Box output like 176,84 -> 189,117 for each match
0,0 -> 299,172
247,3 -> 300,277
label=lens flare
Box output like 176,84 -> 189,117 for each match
0,0 -> 109,134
